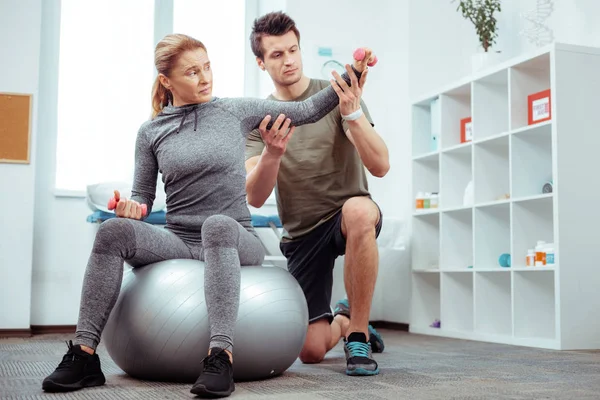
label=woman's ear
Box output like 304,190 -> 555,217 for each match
158,73 -> 171,90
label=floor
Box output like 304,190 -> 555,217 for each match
1,330 -> 600,399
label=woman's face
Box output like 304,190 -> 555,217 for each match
161,47 -> 213,106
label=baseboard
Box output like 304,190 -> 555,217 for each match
0,329 -> 32,338
30,325 -> 76,335
2,323 -> 405,338
369,321 -> 409,331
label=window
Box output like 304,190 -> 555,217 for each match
173,0 -> 246,98
55,1 -> 155,192
55,0 -> 250,193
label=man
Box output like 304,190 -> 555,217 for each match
245,11 -> 390,376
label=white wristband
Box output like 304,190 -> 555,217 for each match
342,107 -> 363,121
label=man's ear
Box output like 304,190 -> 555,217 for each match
256,57 -> 266,71
158,73 -> 171,90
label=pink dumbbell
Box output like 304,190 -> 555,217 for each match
353,48 -> 378,67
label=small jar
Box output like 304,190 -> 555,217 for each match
430,193 -> 439,208
526,249 -> 535,267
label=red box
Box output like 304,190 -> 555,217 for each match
528,89 -> 551,125
460,117 -> 472,143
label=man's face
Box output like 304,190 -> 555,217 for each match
257,30 -> 303,87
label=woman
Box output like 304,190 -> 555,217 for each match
42,33 -> 375,398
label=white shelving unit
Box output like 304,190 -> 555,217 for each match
409,43 -> 600,350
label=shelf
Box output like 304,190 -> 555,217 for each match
413,208 -> 439,216
440,143 -> 472,209
441,208 -> 473,270
474,135 -> 510,203
411,273 -> 440,328
412,99 -> 437,157
441,83 -> 471,149
410,43 -> 600,350
511,122 -> 553,198
441,272 -> 474,332
412,154 -> 439,210
474,202 -> 510,270
412,213 -> 440,270
512,193 -> 553,204
511,195 -> 554,269
510,53 -> 551,130
475,271 -> 512,336
514,270 -> 555,340
413,150 -> 439,162
473,69 -> 509,140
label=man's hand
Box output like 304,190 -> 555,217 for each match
258,113 -> 296,158
331,63 -> 369,117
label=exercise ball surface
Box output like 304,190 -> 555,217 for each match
103,259 -> 308,382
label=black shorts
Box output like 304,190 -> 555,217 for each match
280,203 -> 383,324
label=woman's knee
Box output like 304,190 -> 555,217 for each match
202,215 -> 240,248
93,218 -> 135,254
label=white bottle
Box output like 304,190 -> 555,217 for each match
526,249 -> 535,267
430,193 -> 439,208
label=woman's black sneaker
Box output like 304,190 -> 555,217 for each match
42,340 -> 106,392
190,347 -> 235,398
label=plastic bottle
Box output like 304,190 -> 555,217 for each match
546,246 -> 555,265
535,241 -> 547,266
416,192 -> 424,209
424,192 -> 431,209
430,193 -> 439,208
526,249 -> 535,267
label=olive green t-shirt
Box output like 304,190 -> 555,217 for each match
245,78 -> 374,241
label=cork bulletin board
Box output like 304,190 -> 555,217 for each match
0,92 -> 32,164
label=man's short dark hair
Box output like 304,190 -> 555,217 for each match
250,11 -> 301,59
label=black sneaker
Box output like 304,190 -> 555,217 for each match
190,347 -> 235,398
344,332 -> 379,376
42,340 -> 106,392
334,299 -> 385,353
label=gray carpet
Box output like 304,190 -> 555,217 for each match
1,330 -> 600,399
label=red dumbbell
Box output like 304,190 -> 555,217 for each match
107,193 -> 147,216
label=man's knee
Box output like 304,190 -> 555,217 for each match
298,320 -> 330,364
341,197 -> 380,236
299,338 -> 327,364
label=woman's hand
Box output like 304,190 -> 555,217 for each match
109,190 -> 147,220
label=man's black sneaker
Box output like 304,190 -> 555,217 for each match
334,298 -> 385,353
344,332 -> 379,376
190,347 -> 235,398
42,340 -> 106,392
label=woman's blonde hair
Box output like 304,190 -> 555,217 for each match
151,34 -> 207,118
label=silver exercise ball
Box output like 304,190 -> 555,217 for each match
102,259 -> 308,382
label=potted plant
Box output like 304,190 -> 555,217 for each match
453,0 -> 503,71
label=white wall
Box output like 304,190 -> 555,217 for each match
409,0 -> 600,99
0,0 -> 42,330
30,0 -> 97,326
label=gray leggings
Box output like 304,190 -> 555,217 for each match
75,214 -> 265,353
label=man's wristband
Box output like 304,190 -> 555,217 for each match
342,107 -> 363,121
